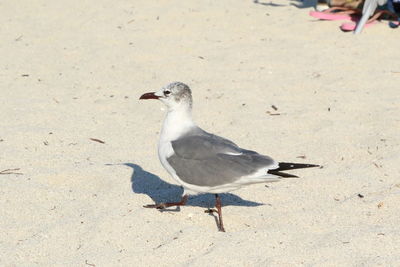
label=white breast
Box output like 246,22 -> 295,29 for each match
157,106 -> 194,167
158,140 -> 176,175
156,106 -> 230,194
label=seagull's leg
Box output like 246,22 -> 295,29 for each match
143,194 -> 189,209
215,194 -> 225,232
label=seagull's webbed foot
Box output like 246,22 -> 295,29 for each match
143,195 -> 189,209
204,208 -> 218,214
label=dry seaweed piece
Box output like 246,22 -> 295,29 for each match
89,138 -> 105,144
0,168 -> 23,175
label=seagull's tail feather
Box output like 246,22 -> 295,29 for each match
267,162 -> 319,178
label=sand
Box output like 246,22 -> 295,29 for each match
1,0 -> 399,266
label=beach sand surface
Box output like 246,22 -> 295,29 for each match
1,0 -> 399,266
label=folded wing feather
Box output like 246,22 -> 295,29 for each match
167,132 -> 277,187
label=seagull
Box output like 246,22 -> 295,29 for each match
139,82 -> 319,232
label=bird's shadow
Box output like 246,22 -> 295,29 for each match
119,163 -> 263,209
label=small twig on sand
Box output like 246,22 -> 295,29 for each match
0,168 -> 23,175
85,260 -> 96,267
89,138 -> 105,144
266,111 -> 282,116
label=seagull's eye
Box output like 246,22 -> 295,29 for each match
164,90 -> 171,96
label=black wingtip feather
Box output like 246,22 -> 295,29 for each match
267,170 -> 299,178
274,162 -> 320,171
267,162 -> 319,178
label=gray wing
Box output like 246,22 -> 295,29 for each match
167,132 -> 276,187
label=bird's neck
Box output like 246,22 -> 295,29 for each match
160,106 -> 195,142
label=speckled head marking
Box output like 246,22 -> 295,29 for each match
139,82 -> 193,110
164,82 -> 192,106
155,82 -> 193,110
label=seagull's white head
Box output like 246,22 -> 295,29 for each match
140,82 -> 193,111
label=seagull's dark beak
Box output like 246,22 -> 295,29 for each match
139,92 -> 159,100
